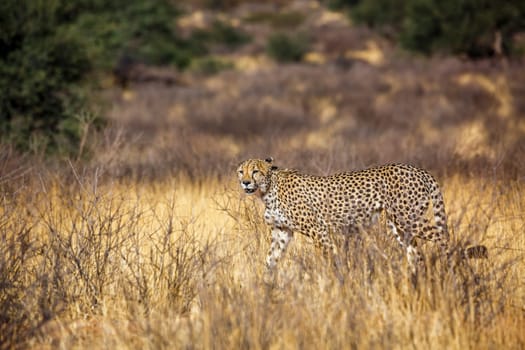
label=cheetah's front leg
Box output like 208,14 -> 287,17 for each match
266,227 -> 293,270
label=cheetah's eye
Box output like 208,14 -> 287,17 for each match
238,170 -> 243,175
252,170 -> 259,175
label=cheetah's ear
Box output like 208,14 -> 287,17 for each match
270,165 -> 278,171
265,157 -> 273,164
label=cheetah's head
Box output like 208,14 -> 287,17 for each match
237,157 -> 276,195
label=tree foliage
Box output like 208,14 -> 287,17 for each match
266,32 -> 310,63
345,0 -> 525,57
0,1 -> 91,154
0,0 -> 196,155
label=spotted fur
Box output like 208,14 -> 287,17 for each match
237,158 -> 451,273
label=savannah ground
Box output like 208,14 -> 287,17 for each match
1,1 -> 525,349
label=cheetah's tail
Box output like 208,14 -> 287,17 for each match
428,177 -> 450,243
463,245 -> 489,259
428,174 -> 488,260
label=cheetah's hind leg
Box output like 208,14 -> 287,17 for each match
386,219 -> 425,281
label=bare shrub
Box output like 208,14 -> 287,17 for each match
0,201 -> 45,349
0,163 -> 227,348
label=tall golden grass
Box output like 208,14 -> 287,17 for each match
1,163 -> 523,349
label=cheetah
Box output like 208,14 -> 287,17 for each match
237,158 -> 486,274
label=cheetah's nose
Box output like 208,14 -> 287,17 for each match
242,180 -> 251,186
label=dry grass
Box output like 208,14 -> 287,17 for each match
1,160 -> 524,349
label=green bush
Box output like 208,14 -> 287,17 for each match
325,0 -> 359,10
348,0 -> 525,57
401,0 -> 525,57
351,0 -> 405,33
0,1 -> 93,155
0,0 -> 194,155
197,0 -> 242,10
191,20 -> 251,50
266,32 -> 310,62
243,11 -> 305,29
190,57 -> 234,75
58,0 -> 191,69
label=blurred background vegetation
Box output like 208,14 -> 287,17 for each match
0,0 -> 249,155
1,0 -> 523,158
330,0 -> 525,57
